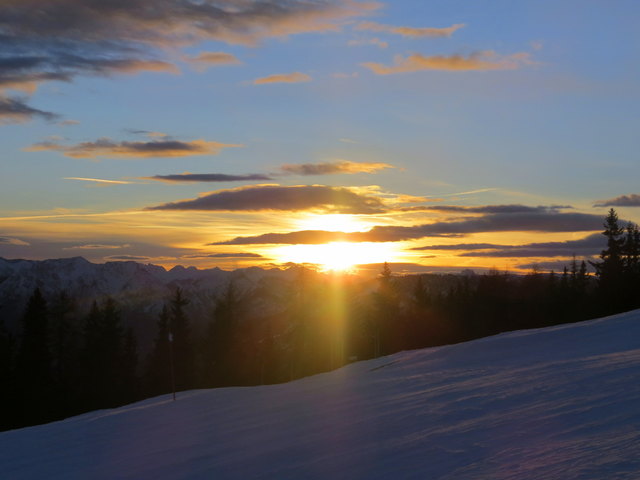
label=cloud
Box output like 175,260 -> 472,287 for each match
65,244 -> 130,250
413,233 -> 604,258
64,177 -> 133,185
0,0 -> 378,121
516,260 -> 596,273
419,204 -> 571,214
27,137 -> 241,159
216,209 -> 604,244
187,51 -> 242,70
144,173 -> 272,183
213,230 -> 351,245
253,72 -> 312,85
348,37 -> 388,48
0,236 -> 30,246
104,255 -> 152,262
279,160 -> 392,175
362,51 -> 534,74
594,194 -> 640,208
0,96 -> 59,124
183,252 -> 264,259
147,184 -> 387,214
356,21 -> 465,38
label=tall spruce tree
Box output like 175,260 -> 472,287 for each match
592,208 -> 625,312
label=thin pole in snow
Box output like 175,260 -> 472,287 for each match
168,332 -> 176,401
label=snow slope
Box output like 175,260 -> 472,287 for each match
3,310 -> 640,479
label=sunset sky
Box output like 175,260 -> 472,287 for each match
1,0 -> 639,273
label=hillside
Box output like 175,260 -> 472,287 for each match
2,309 -> 640,478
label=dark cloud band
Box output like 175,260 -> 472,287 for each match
147,185 -> 387,214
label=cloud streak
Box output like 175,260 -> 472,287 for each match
356,22 -> 465,38
183,252 -> 264,259
279,160 -> 392,175
187,51 -> 242,70
253,72 -> 312,85
64,177 -> 133,185
147,184 -> 387,214
413,233 -> 604,258
362,51 -> 534,74
27,137 -> 240,159
144,173 -> 272,183
0,96 -> 59,123
0,236 -> 30,246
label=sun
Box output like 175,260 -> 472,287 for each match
274,241 -> 399,272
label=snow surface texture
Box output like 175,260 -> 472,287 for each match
3,310 -> 640,479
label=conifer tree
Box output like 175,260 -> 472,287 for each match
0,314 -> 15,429
145,304 -> 171,396
15,288 -> 53,425
592,208 -> 625,312
168,288 -> 193,391
204,282 -> 244,386
49,291 -> 79,416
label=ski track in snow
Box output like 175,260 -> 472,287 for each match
2,310 -> 640,479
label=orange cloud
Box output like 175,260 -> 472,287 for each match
362,51 -> 534,74
187,51 -> 242,70
253,72 -> 312,85
280,160 -> 393,175
27,137 -> 241,159
356,21 -> 465,38
64,177 -> 133,185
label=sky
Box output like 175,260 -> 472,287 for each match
1,0 -> 639,273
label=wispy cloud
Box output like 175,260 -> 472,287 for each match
362,51 -> 534,74
413,233 -> 603,258
143,173 -> 272,183
27,137 -> 241,159
183,252 -> 264,259
64,177 -> 133,185
253,72 -> 312,85
0,236 -> 30,246
279,160 -> 392,175
104,255 -> 152,261
64,244 -> 131,250
356,21 -> 465,38
146,184 -> 387,214
594,194 -> 640,208
187,51 -> 242,70
0,96 -> 59,124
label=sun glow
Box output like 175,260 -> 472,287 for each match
296,214 -> 371,233
274,241 -> 399,272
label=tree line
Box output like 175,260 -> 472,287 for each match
0,208 -> 638,431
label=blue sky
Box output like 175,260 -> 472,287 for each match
1,0 -> 638,272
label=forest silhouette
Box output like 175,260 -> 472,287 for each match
1,209 -> 639,431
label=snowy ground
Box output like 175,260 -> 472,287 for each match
3,310 -> 640,479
